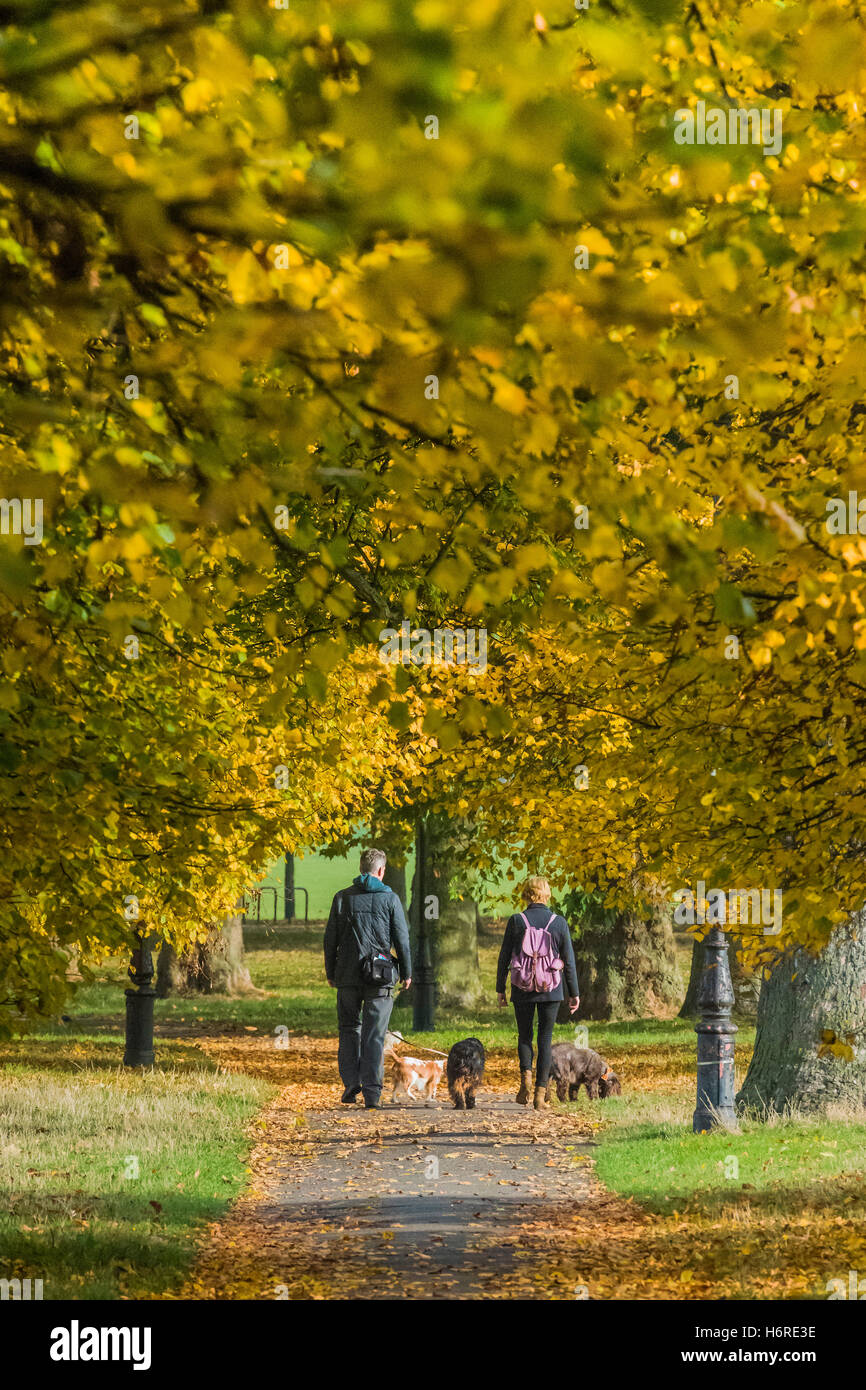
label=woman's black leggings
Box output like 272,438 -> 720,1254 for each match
513,999 -> 560,1084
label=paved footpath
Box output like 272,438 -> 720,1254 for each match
184,1036 -> 614,1300
252,1098 -> 596,1298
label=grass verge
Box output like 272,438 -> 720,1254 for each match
0,1036 -> 273,1300
563,1091 -> 866,1298
594,1095 -> 866,1210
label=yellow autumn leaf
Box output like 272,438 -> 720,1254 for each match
227,251 -> 272,305
491,375 -> 529,415
181,79 -> 216,113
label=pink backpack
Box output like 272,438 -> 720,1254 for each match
509,912 -> 564,993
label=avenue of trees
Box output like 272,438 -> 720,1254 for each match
2,0 -> 865,1111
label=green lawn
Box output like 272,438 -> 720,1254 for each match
68,924 -> 341,1036
249,848 -> 520,921
592,1089 -> 866,1206
0,1036 -> 272,1300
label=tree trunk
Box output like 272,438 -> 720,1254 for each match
435,895 -> 481,1008
155,915 -> 263,996
410,815 -> 482,1010
678,937 -> 705,1018
729,941 -> 760,1020
572,901 -> 680,1021
155,939 -> 180,997
383,860 -> 407,905
736,918 -> 866,1115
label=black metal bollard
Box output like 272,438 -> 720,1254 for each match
124,932 -> 156,1068
693,925 -> 738,1132
284,852 -> 295,922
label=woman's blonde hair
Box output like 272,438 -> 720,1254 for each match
522,875 -> 552,905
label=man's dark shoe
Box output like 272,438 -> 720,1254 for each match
341,1086 -> 362,1104
363,1094 -> 381,1110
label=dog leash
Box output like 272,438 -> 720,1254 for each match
389,1036 -> 448,1058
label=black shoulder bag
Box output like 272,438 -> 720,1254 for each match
363,951 -> 398,987
347,918 -> 398,988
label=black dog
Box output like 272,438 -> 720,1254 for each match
447,1038 -> 485,1109
547,1044 -> 622,1102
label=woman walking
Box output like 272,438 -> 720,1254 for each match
496,876 -> 579,1110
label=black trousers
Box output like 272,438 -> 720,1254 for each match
512,999 -> 560,1085
336,987 -> 394,1100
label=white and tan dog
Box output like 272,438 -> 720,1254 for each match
385,1030 -> 446,1106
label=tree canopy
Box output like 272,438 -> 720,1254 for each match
2,0 -> 865,1028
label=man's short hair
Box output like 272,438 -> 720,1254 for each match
360,847 -> 387,875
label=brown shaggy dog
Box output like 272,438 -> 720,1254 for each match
546,1043 -> 621,1101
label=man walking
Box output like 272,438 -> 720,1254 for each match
324,848 -> 412,1109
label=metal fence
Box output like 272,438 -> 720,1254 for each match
241,885 -> 309,924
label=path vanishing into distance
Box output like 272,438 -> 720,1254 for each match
173,1032 -> 650,1301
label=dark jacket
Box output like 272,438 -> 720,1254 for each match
324,874 -> 412,989
496,902 -> 579,1004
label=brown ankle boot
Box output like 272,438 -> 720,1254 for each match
515,1070 -> 532,1105
533,1085 -> 548,1110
